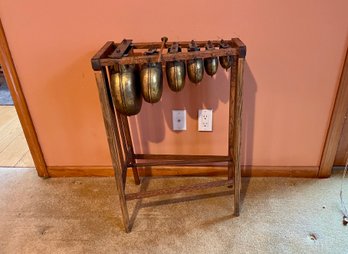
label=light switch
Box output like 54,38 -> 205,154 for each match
172,110 -> 186,131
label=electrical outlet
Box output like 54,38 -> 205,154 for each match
172,110 -> 186,131
198,109 -> 213,131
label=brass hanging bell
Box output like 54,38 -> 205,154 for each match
219,40 -> 233,70
109,64 -> 142,116
204,41 -> 218,76
187,40 -> 204,84
140,61 -> 163,103
166,42 -> 186,92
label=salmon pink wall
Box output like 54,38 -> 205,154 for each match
0,0 -> 347,167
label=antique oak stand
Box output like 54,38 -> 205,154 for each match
91,38 -> 246,232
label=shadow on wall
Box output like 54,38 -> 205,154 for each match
241,62 -> 257,167
129,61 -> 257,163
129,65 -> 230,154
240,62 -> 257,208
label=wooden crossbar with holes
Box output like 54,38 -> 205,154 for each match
91,38 -> 246,233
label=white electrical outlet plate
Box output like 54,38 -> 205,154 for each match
172,110 -> 186,131
198,109 -> 213,131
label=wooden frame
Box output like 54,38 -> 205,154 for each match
319,47 -> 348,178
0,19 -> 48,177
92,38 -> 246,232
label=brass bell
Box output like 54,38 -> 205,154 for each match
219,40 -> 233,70
187,40 -> 204,84
166,43 -> 186,92
140,62 -> 163,103
204,41 -> 218,76
109,65 -> 142,116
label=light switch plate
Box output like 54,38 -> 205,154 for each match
172,110 -> 186,131
198,109 -> 213,131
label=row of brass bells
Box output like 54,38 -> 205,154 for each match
166,42 -> 186,92
219,40 -> 233,69
109,64 -> 142,116
204,41 -> 219,76
187,41 -> 204,84
109,39 -> 234,116
140,49 -> 163,103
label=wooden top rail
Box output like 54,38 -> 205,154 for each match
100,47 -> 238,66
91,38 -> 246,70
129,39 -> 233,49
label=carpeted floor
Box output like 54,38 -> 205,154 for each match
0,168 -> 347,253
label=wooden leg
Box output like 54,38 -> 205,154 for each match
95,69 -> 130,233
119,114 -> 140,185
233,57 -> 245,216
228,56 -> 238,185
114,111 -> 132,189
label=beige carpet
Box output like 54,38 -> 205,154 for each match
0,168 -> 347,253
